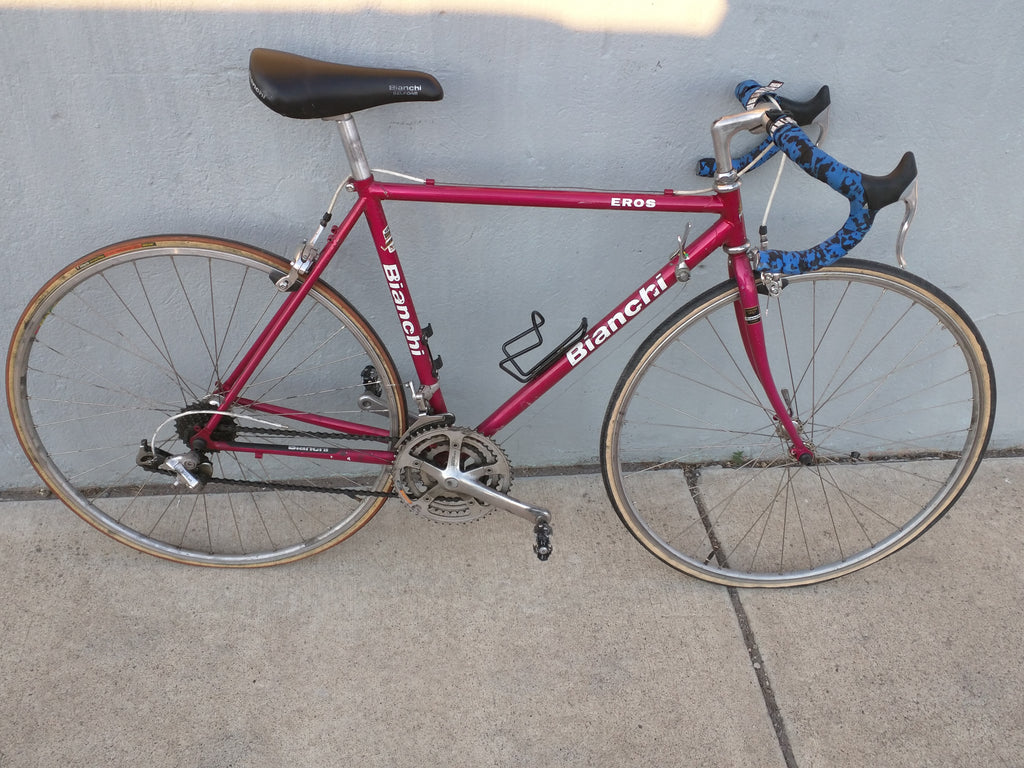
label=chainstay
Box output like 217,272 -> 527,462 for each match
235,426 -> 391,443
139,425 -> 397,497
231,427 -> 397,496
138,464 -> 397,499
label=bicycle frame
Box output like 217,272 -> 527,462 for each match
196,111 -> 812,465
358,179 -> 737,429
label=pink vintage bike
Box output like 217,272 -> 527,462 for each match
6,49 -> 995,586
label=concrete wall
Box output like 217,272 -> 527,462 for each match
2,0 -> 1020,488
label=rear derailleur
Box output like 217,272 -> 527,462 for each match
136,442 -> 212,490
135,399 -> 236,489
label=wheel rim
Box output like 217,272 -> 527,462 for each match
9,239 -> 405,566
604,262 -> 993,586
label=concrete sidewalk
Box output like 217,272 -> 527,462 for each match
1,458 -> 1021,767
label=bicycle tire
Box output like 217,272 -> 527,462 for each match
601,259 -> 995,587
7,236 -> 407,566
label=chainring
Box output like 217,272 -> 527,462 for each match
393,425 -> 512,523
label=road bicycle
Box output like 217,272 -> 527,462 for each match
6,49 -> 996,587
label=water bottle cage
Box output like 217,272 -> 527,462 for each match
499,311 -> 589,383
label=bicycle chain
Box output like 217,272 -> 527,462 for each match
234,426 -> 387,442
233,426 -> 396,496
206,475 -> 396,498
138,462 -> 397,498
138,426 -> 398,499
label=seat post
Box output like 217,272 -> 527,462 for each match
335,114 -> 371,180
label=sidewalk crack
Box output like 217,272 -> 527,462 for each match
729,587 -> 798,768
683,465 -> 797,766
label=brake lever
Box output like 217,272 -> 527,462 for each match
895,179 -> 919,269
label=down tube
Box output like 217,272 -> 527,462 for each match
476,260 -> 681,437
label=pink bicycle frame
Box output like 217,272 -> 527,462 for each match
196,126 -> 812,463
362,179 -> 727,420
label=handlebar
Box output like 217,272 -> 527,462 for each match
700,80 -> 918,275
696,83 -> 831,178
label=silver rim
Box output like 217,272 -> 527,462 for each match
10,240 -> 404,566
603,262 -> 993,586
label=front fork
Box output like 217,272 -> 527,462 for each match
729,248 -> 814,465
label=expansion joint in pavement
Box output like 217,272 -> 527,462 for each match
683,465 -> 798,765
729,587 -> 798,768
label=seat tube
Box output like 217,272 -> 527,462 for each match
358,188 -> 448,414
336,114 -> 445,412
729,247 -> 814,464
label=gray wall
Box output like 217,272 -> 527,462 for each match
2,0 -> 1020,488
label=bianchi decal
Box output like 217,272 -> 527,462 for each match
567,273 -> 669,366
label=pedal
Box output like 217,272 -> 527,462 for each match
533,522 -> 553,561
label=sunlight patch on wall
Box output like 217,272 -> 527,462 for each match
4,0 -> 728,36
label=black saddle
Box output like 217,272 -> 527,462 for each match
249,48 -> 443,119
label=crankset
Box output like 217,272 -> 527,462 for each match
393,424 -> 511,523
393,422 -> 553,559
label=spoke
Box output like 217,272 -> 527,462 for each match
607,265 -> 991,586
702,315 -> 770,410
214,268 -> 280,391
12,243 -> 403,567
810,314 -> 936,427
124,261 -> 200,403
626,392 -> 775,438
37,307 -> 197,406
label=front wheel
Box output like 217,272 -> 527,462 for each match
601,259 -> 995,587
7,236 -> 407,566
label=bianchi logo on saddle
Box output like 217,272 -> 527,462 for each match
566,273 -> 669,366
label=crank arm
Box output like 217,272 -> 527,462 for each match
460,478 -> 552,525
415,462 -> 551,525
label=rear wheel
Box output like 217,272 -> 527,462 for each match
7,236 -> 406,566
601,259 -> 995,587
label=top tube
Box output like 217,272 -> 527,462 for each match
358,177 -> 726,214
